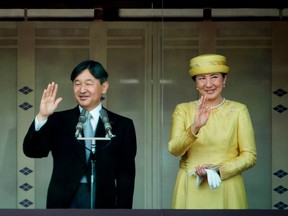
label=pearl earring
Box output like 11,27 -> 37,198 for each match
196,87 -> 199,90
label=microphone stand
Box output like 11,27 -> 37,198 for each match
77,135 -> 111,209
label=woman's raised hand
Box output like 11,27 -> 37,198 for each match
191,95 -> 210,134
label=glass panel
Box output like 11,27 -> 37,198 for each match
0,48 -> 17,208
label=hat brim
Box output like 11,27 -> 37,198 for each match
189,65 -> 229,77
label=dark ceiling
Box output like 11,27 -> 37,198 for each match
0,1 -> 287,9
0,1 -> 287,21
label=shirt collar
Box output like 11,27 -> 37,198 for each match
79,103 -> 102,120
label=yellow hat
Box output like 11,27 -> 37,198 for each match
189,54 -> 229,77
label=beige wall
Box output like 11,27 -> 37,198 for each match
0,21 -> 287,209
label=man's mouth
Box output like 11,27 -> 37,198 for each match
79,95 -> 89,100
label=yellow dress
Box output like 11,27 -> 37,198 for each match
168,99 -> 257,209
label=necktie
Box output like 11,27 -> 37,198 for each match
83,112 -> 94,162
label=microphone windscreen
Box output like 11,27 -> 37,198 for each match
79,109 -> 87,123
99,109 -> 109,123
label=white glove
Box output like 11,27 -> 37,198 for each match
205,169 -> 222,189
195,175 -> 204,188
187,170 -> 203,188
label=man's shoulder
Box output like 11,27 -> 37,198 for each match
53,106 -> 79,117
105,109 -> 133,122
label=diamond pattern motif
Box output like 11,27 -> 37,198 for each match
19,199 -> 33,208
273,201 -> 288,210
19,102 -> 33,110
19,167 -> 33,176
19,183 -> 33,192
273,169 -> 288,178
273,185 -> 288,194
273,88 -> 288,97
19,86 -> 33,95
273,105 -> 287,113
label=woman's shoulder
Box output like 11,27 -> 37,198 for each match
225,99 -> 247,108
175,99 -> 249,111
223,99 -> 250,115
174,101 -> 198,112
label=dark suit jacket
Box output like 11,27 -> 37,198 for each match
23,106 -> 137,209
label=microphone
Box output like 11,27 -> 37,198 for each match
99,109 -> 114,138
75,109 -> 87,138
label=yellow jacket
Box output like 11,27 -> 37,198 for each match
168,100 -> 257,209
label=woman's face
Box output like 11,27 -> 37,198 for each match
195,73 -> 226,102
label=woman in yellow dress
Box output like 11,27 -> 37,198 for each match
168,54 -> 257,209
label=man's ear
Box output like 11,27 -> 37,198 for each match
101,81 -> 109,94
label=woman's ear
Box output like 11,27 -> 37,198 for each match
223,75 -> 228,86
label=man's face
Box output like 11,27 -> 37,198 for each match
73,69 -> 109,111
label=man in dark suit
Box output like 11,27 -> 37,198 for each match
23,60 -> 137,209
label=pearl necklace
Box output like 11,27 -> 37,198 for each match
210,98 -> 226,109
